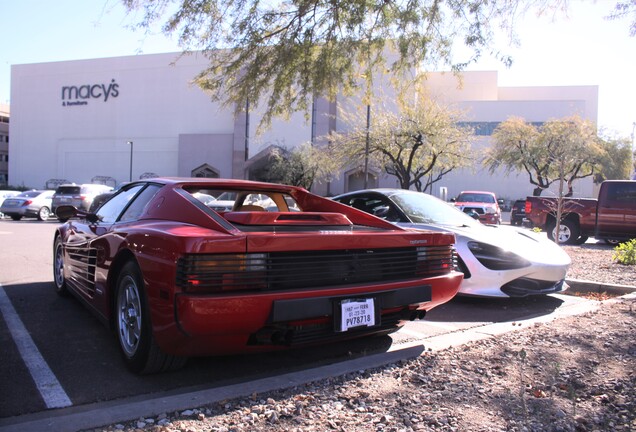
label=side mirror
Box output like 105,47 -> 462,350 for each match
449,198 -> 456,203
55,205 -> 78,221
55,205 -> 98,223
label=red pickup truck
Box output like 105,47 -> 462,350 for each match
524,180 -> 636,245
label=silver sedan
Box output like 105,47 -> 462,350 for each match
0,190 -> 55,221
333,189 -> 571,298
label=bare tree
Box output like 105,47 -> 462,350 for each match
251,143 -> 337,190
327,89 -> 474,191
485,116 -> 603,196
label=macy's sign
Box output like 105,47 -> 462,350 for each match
61,79 -> 120,106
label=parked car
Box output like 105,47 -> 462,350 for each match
452,190 -> 502,224
510,199 -> 527,226
51,183 -> 113,220
333,189 -> 571,298
525,180 -> 636,245
53,178 -> 463,374
0,190 -> 21,218
0,190 -> 55,221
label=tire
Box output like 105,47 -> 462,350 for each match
38,206 -> 51,221
53,237 -> 69,296
10,215 -> 22,221
115,261 -> 186,374
547,219 -> 580,245
572,235 -> 589,245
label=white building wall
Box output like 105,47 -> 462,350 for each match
10,52 -> 236,188
248,106 -> 313,157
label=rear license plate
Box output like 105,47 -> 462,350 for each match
337,298 -> 376,332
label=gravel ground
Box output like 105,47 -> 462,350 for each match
85,241 -> 636,432
562,242 -> 636,287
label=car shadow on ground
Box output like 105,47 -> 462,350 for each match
423,294 -> 566,324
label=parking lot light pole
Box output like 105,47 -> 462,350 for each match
127,141 -> 133,182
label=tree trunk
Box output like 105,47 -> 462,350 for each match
533,187 -> 544,196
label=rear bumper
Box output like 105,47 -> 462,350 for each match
0,207 -> 38,217
159,272 -> 463,356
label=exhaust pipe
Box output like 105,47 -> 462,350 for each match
409,310 -> 426,321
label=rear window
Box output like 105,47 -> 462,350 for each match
604,182 -> 636,205
55,186 -> 80,195
184,188 -> 300,212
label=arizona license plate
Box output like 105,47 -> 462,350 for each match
339,298 -> 376,331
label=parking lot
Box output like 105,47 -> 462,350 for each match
0,218 -> 597,428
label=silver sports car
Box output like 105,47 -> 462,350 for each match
333,189 -> 571,298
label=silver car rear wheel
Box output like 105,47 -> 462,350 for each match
53,237 -> 68,295
38,206 -> 51,221
114,261 -> 187,374
116,273 -> 143,358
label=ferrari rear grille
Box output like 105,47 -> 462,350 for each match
176,246 -> 456,293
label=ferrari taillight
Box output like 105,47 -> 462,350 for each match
177,253 -> 268,293
414,246 -> 456,276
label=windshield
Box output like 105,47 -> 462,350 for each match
456,192 -> 495,203
391,191 -> 481,227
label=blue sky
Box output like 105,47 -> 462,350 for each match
1,0 -> 635,138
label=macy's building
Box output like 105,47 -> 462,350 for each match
9,52 -> 598,200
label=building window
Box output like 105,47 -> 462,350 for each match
458,121 -> 543,136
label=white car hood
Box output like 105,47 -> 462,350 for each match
398,222 -> 571,266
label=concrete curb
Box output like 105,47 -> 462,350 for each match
565,278 -> 636,296
2,280 -> 634,432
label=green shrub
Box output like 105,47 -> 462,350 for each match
612,239 -> 636,265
